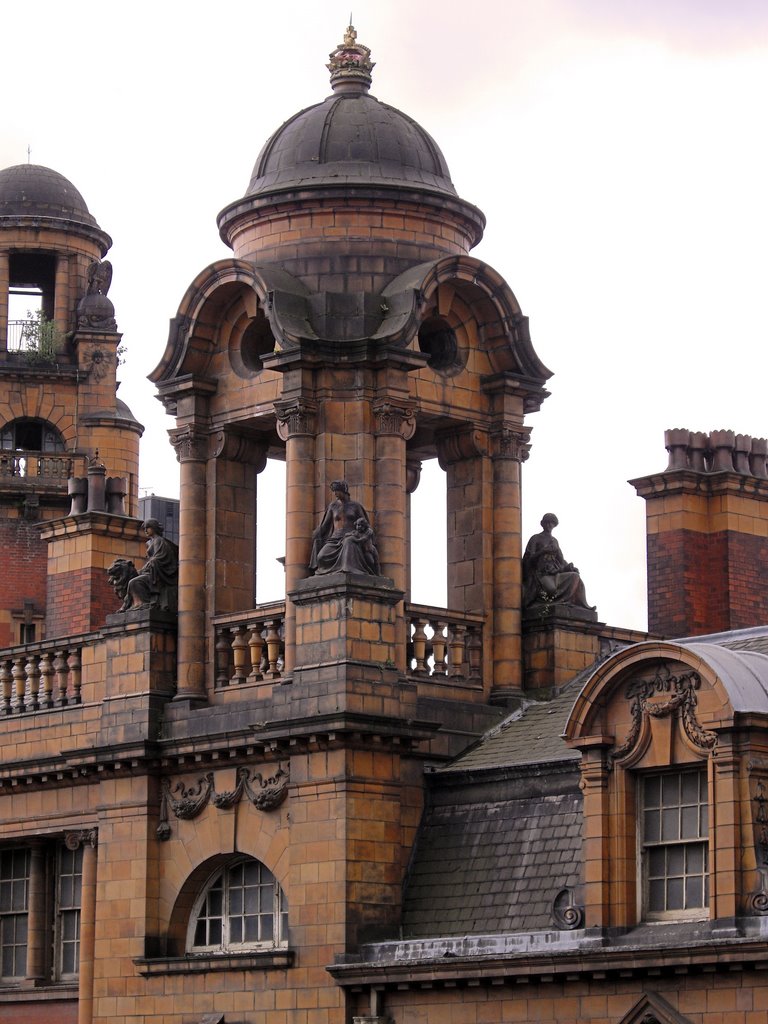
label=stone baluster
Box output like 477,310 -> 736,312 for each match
467,625 -> 482,681
215,630 -> 230,688
54,650 -> 70,705
39,652 -> 54,709
411,618 -> 428,674
431,621 -> 448,676
69,649 -> 82,704
265,620 -> 282,678
26,654 -> 41,711
12,656 -> 26,712
247,622 -> 265,682
0,660 -> 11,714
230,626 -> 249,685
448,624 -> 467,678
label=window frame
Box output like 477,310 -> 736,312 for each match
639,767 -> 709,922
186,857 -> 288,955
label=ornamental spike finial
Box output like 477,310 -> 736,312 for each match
327,21 -> 375,93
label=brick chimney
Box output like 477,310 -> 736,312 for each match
631,429 -> 768,637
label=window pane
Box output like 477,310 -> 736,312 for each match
681,772 -> 700,803
648,878 -> 665,911
230,918 -> 242,943
681,805 -> 699,839
685,875 -> 704,909
662,773 -> 680,805
687,844 -> 705,874
661,807 -> 679,842
667,877 -> 684,910
645,775 -> 661,807
208,918 -> 222,945
644,809 -> 660,843
647,847 -> 665,877
667,846 -> 685,877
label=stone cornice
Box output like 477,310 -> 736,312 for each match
38,511 -> 146,542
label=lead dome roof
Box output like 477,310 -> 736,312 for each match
243,25 -> 458,201
0,164 -> 101,229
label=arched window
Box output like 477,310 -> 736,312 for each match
187,858 -> 288,953
1,417 -> 64,453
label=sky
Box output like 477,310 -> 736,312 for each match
2,0 -> 767,630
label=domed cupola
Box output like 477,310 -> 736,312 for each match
217,24 -> 485,291
0,163 -> 111,253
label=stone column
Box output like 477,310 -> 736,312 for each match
0,252 -> 8,351
405,454 -> 422,604
71,830 -> 98,1024
54,253 -> 71,344
25,843 -> 46,983
490,425 -> 530,700
373,400 -> 415,593
170,426 -> 209,701
276,400 -> 317,677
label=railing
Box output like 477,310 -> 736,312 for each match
0,644 -> 83,714
212,604 -> 286,689
6,320 -> 34,352
212,601 -> 484,689
0,451 -> 76,481
406,604 -> 484,682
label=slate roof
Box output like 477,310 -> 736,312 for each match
439,673 -> 589,774
401,769 -> 582,938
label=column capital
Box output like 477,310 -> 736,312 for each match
64,828 -> 98,850
169,425 -> 208,463
275,398 -> 317,440
372,399 -> 416,440
491,425 -> 531,462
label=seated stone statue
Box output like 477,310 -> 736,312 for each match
523,513 -> 594,613
310,481 -> 380,576
125,519 -> 179,612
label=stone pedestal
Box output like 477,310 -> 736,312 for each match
522,606 -> 603,695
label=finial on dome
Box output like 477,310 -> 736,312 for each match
327,21 -> 375,93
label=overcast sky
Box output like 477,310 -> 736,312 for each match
2,1 -> 767,630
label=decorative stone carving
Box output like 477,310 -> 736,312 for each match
118,520 -> 179,613
275,399 -> 317,440
491,426 -> 531,462
522,514 -> 595,616
156,764 -> 289,840
373,400 -> 416,439
211,428 -> 269,467
169,425 -> 208,463
64,829 -> 97,850
435,425 -> 488,468
309,481 -> 380,576
77,260 -> 117,331
552,887 -> 584,930
107,558 -> 138,612
610,665 -> 717,764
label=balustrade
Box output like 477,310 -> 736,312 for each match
212,605 -> 286,689
0,645 -> 82,714
0,451 -> 76,481
406,604 -> 484,682
213,602 -> 483,689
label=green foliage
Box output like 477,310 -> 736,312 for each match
20,309 -> 60,364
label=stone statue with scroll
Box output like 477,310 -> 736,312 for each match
110,519 -> 179,613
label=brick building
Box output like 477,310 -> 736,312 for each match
1,24 -> 768,1024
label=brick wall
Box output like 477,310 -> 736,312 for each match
0,517 -> 47,646
648,530 -> 768,637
